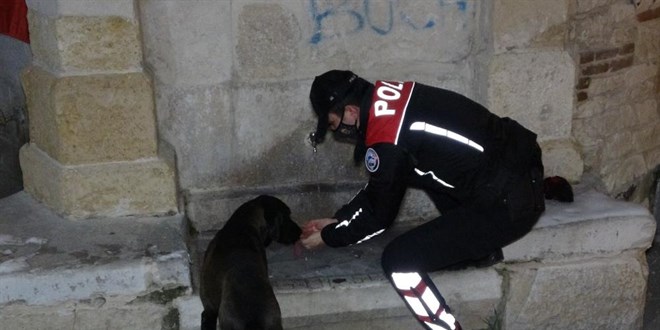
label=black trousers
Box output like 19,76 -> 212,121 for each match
381,164 -> 545,274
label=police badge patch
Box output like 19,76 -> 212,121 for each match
365,148 -> 379,173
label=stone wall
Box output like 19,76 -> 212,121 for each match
14,0 -> 659,227
139,0 -> 586,231
138,0 -> 482,230
20,0 -> 177,218
571,0 -> 660,203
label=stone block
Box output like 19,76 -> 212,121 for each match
505,253 -> 647,330
488,51 -> 575,141
26,0 -> 136,18
588,64 -> 657,97
22,67 -> 157,165
504,189 -> 656,262
645,147 -> 660,171
236,3 -> 299,80
634,98 -> 659,127
19,144 -> 177,219
27,12 -> 141,73
574,0 -> 608,14
602,131 -> 635,161
275,269 -> 502,330
185,182 -> 363,232
539,139 -> 583,181
175,295 -> 202,330
493,0 -> 568,53
0,305 -> 75,330
185,181 -> 437,232
636,20 -> 660,62
153,84 -> 233,190
73,302 -> 170,330
0,300 -> 170,330
139,0 -> 232,86
600,154 -> 649,193
573,2 -> 637,49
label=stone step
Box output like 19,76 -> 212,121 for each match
0,192 -> 192,329
175,264 -> 502,330
184,186 -> 655,329
0,187 -> 656,329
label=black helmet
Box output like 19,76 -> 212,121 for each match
309,70 -> 359,144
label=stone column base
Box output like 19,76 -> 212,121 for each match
20,144 -> 177,219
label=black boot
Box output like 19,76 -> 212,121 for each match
389,272 -> 462,330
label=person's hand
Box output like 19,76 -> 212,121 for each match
300,218 -> 337,250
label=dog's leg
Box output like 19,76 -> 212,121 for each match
201,309 -> 218,330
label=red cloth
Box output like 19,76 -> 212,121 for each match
0,0 -> 29,43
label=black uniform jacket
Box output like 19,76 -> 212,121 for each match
321,80 -> 540,247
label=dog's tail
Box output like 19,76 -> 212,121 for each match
543,176 -> 574,202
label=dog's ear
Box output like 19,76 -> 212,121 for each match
257,195 -> 291,242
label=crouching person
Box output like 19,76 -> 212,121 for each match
300,70 -> 545,330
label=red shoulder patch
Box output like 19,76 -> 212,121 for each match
365,81 -> 414,146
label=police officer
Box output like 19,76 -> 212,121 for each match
300,70 -> 546,330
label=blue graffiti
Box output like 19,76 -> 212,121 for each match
309,0 -> 467,44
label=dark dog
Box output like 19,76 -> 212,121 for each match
200,195 -> 301,330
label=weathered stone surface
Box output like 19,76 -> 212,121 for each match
574,0 -> 615,14
588,63 -> 657,96
539,139 -> 584,181
19,144 -> 177,219
636,19 -> 660,62
139,0 -> 232,86
2,186 -> 654,330
572,62 -> 658,194
0,299 -> 170,330
276,269 -> 502,330
153,84 -> 233,190
488,51 -> 575,141
27,12 -> 141,73
185,182 -> 437,232
504,189 -> 656,262
493,0 -> 568,53
26,0 -> 136,18
236,3 -> 299,79
0,192 -> 189,328
21,67 -> 157,165
505,253 -> 647,330
600,154 -> 650,193
573,1 -> 637,49
0,305 -> 75,330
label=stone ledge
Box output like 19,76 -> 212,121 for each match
180,187 -> 655,329
0,187 -> 655,329
504,188 -> 656,262
0,192 -> 191,308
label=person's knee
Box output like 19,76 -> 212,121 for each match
381,240 -> 407,274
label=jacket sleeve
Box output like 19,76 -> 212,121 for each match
321,144 -> 411,247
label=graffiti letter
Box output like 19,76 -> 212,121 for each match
309,0 -> 364,44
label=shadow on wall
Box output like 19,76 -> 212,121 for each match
0,105 -> 28,198
0,33 -> 31,199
